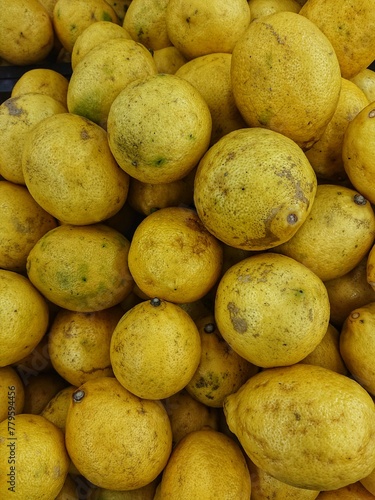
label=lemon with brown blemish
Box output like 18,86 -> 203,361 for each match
194,127 -> 317,251
214,252 -> 330,368
185,315 -> 259,407
224,363 -> 375,491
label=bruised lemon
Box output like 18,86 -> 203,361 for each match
26,224 -> 134,312
194,127 -> 317,251
214,252 -> 330,367
224,363 -> 375,491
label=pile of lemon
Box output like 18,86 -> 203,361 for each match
2,0 -> 375,498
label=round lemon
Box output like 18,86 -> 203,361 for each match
107,73 -> 212,184
110,298 -> 201,399
194,127 -> 317,251
215,252 -> 330,367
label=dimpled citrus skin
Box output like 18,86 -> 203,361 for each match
231,11 -> 341,149
224,363 -> 375,491
194,127 -> 317,251
214,252 -> 330,368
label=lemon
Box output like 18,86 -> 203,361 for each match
185,315 -> 259,407
0,93 -> 66,185
342,102 -> 375,205
163,389 -> 219,447
48,306 -> 124,386
0,0 -> 54,65
71,21 -> 132,69
214,252 -> 330,367
175,52 -> 247,146
165,0 -> 251,60
194,127 -> 317,251
159,428 -> 251,499
110,298 -> 201,399
22,371 -> 68,415
351,68 -> 375,103
300,0 -> 375,79
22,112 -> 129,225
67,37 -> 157,129
248,0 -> 301,21
0,180 -> 57,272
26,224 -> 134,312
11,68 -> 69,108
41,386 -> 77,432
224,363 -> 375,491
231,11 -> 341,149
0,270 -> 49,367
65,377 -> 172,490
0,414 -> 70,500
107,73 -> 212,184
122,0 -> 172,50
274,184 -> 375,281
152,46 -> 187,74
340,302 -> 375,396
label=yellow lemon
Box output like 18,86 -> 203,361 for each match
325,255 -> 375,328
0,414 -> 70,500
163,389 -> 219,447
305,78 -> 369,182
361,468 -> 375,496
194,127 -> 317,251
300,323 -> 348,375
175,52 -> 247,146
48,306 -> 123,386
185,315 -> 259,407
0,270 -> 49,367
41,385 -> 77,432
159,428 -> 251,499
274,184 -> 375,281
107,73 -> 212,184
315,481 -> 375,499
71,21 -> 132,69
53,0 -> 119,53
26,224 -> 134,312
300,0 -> 375,79
11,68 -> 69,108
214,252 -> 330,367
0,93 -> 66,185
127,207 -> 223,303
340,302 -> 375,395
22,370 -> 67,415
152,46 -> 187,74
22,112 -> 129,226
110,298 -> 201,399
165,0 -> 251,60
351,68 -> 375,103
67,37 -> 157,129
65,377 -> 172,490
231,11 -> 341,149
248,0 -> 301,21
122,0 -> 172,50
0,180 -> 57,272
247,458 -> 320,500
0,367 -> 25,422
224,363 -> 375,491
0,0 -> 54,65
342,101 -> 375,204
